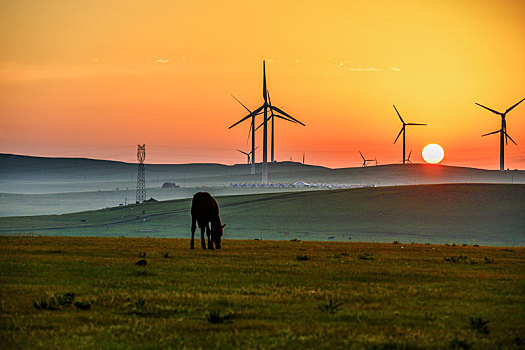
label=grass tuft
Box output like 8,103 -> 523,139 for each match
469,316 -> 489,335
318,297 -> 344,314
205,309 -> 235,324
296,255 -> 309,261
33,292 -> 76,310
448,335 -> 472,349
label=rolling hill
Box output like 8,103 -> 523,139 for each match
1,184 -> 524,246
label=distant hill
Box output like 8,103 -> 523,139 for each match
1,153 -> 524,216
1,153 -> 523,189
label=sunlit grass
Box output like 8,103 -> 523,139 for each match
0,236 -> 524,349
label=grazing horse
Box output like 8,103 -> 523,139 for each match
190,192 -> 225,249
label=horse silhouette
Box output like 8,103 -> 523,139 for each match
190,192 -> 225,249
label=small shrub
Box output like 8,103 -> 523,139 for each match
393,240 -> 400,244
359,253 -> 374,260
296,255 -> 309,261
135,259 -> 147,266
138,252 -> 146,258
290,238 -> 300,242
462,243 -> 468,247
163,252 -> 172,258
473,244 -> 479,247
340,252 -> 350,257
318,297 -> 344,314
74,301 -> 91,310
444,254 -> 468,263
33,292 -> 76,310
484,256 -> 494,264
205,309 -> 235,324
469,316 -> 489,335
469,259 -> 478,265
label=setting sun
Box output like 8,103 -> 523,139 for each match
422,144 -> 445,164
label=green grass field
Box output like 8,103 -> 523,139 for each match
2,184 -> 524,246
0,236 -> 524,349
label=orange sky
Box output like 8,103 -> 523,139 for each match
1,0 -> 524,169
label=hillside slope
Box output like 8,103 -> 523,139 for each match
1,184 -> 524,246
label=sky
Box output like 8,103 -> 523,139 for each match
1,0 -> 524,169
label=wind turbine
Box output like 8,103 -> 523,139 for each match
359,151 -> 375,167
476,98 -> 524,171
230,94 -> 263,174
237,147 -> 258,165
393,105 -> 427,164
256,90 -> 302,163
229,61 -> 304,184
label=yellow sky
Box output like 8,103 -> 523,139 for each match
1,0 -> 524,168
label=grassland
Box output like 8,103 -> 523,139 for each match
2,184 -> 524,246
0,236 -> 524,349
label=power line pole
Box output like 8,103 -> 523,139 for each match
136,144 -> 146,203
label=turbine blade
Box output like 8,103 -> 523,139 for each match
237,150 -> 249,155
270,106 -> 305,126
359,151 -> 365,161
231,94 -> 252,113
229,105 -> 264,129
274,114 -> 298,123
506,97 -> 525,114
263,61 -> 267,102
505,132 -> 517,145
481,130 -> 500,137
476,103 -> 501,115
406,123 -> 427,126
394,127 -> 404,144
245,123 -> 252,146
393,105 -> 405,124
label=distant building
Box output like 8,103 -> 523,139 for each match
162,182 -> 180,189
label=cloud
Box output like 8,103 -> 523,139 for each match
294,59 -> 300,64
345,67 -> 378,72
390,67 -> 401,71
155,59 -> 169,64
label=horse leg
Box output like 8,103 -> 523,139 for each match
200,224 -> 206,249
206,223 -> 214,250
190,217 -> 196,249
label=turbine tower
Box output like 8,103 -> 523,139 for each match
359,151 -> 375,167
229,61 -> 304,184
476,98 -> 524,171
136,144 -> 146,204
393,105 -> 426,164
